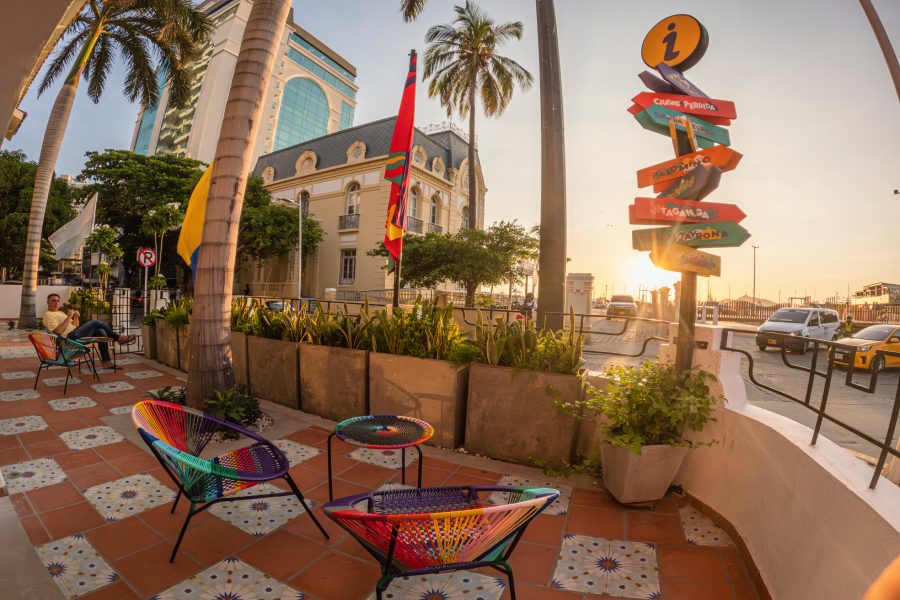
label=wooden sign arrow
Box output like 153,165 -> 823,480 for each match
656,164 -> 721,200
650,243 -> 721,277
635,105 -> 731,147
637,145 -> 742,189
638,70 -> 680,94
631,92 -> 736,124
656,63 -> 708,98
630,197 -> 746,225
632,221 -> 751,251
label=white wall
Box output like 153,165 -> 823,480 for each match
0,286 -> 76,320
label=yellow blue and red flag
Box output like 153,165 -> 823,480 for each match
177,162 -> 213,278
383,50 -> 417,273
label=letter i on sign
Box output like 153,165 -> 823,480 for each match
663,22 -> 680,61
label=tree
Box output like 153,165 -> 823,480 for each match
421,1 -> 532,229
141,203 -> 183,278
84,225 -> 123,289
17,0 -> 211,328
187,0 -> 293,407
0,151 -> 76,280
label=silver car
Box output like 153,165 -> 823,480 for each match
756,308 -> 841,353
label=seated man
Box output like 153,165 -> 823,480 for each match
42,293 -> 136,368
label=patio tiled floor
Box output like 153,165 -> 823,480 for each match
0,330 -> 762,599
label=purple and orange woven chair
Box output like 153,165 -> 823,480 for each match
28,332 -> 99,394
324,485 -> 558,599
132,400 -> 329,562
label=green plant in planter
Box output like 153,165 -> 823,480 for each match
148,274 -> 167,290
230,297 -> 257,333
164,297 -> 192,328
369,299 -> 462,360
142,310 -> 163,326
205,386 -> 261,427
145,386 -> 185,405
306,303 -> 373,350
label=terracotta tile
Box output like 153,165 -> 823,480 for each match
658,545 -> 729,582
564,504 -> 625,539
288,464 -> 328,489
0,434 -> 22,449
25,480 -> 84,513
720,546 -> 752,583
79,582 -> 140,600
20,515 -> 50,545
107,450 -> 160,476
522,514 -> 565,546
40,500 -> 105,538
0,444 -> 29,466
17,429 -> 58,445
289,551 -> 380,600
94,440 -> 143,460
337,462 -> 395,489
456,465 -> 502,480
626,511 -> 686,544
416,465 -> 454,486
138,502 -> 210,540
112,542 -> 201,597
74,405 -> 113,417
506,541 -> 559,585
442,472 -> 499,488
53,448 -> 102,470
65,462 -> 121,489
49,418 -> 90,433
336,535 -> 375,562
10,492 -> 33,518
282,507 -> 348,544
571,486 -> 616,507
239,529 -> 326,580
286,427 -> 331,446
300,452 -> 358,476
306,478 -> 370,505
25,438 -> 70,459
86,517 -> 163,560
179,515 -> 256,563
652,496 -> 682,515
661,581 -> 735,599
420,457 -> 460,472
733,581 -> 761,600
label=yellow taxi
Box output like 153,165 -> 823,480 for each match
832,324 -> 900,372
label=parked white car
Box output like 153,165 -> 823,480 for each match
606,294 -> 637,318
756,307 -> 841,353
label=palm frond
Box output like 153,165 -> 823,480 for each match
400,0 -> 428,22
84,34 -> 114,103
37,22 -> 91,94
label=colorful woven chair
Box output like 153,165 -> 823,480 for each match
324,485 -> 558,599
132,400 -> 329,562
28,332 -> 99,394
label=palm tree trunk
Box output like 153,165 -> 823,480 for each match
186,0 -> 291,406
467,82 -> 478,229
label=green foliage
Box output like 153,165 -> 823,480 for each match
306,304 -> 374,350
164,296 -> 192,328
141,203 -> 183,276
145,386 -> 185,405
205,387 -> 261,429
370,299 -> 463,360
148,274 -> 167,290
584,361 -> 720,454
67,288 -> 109,313
468,311 -> 584,375
230,297 -> 256,333
141,310 -> 163,326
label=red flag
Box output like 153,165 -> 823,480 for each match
383,51 -> 417,273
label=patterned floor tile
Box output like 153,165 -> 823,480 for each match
0,346 -> 33,358
552,534 -> 659,598
43,376 -> 83,387
348,447 -> 418,470
108,405 -> 133,415
152,556 -> 304,599
273,439 -> 321,466
49,397 -> 99,411
0,388 -> 41,401
60,426 -> 125,450
124,370 -> 163,380
148,386 -> 185,395
83,473 -> 175,521
209,483 -> 312,536
489,475 -> 572,516
1,457 -> 67,493
90,381 -> 135,393
376,482 -> 414,492
368,571 -> 506,600
0,414 -> 48,436
679,505 -> 734,547
2,370 -> 35,379
36,534 -> 118,599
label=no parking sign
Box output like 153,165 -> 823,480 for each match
137,247 -> 157,269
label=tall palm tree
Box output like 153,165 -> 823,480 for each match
16,0 -> 210,328
421,1 -> 532,230
186,0 -> 292,406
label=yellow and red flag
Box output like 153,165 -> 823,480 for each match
383,50 -> 417,273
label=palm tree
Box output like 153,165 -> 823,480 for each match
403,0 -> 567,327
16,0 -> 210,328
186,0 -> 293,406
421,1 -> 532,230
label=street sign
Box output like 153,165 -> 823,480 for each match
641,15 -> 709,71
656,62 -> 708,98
629,197 -> 746,225
638,70 -> 679,94
635,105 -> 731,147
650,243 -> 721,277
656,165 -> 721,200
636,145 -> 742,188
137,247 -> 157,269
632,221 -> 751,251
630,92 -> 736,124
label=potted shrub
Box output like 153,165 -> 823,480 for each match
230,298 -> 256,389
247,305 -> 305,409
586,361 -> 719,505
140,311 -> 162,359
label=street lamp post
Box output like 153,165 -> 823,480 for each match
752,244 -> 759,314
282,196 -> 305,304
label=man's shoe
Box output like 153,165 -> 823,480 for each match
118,334 -> 136,345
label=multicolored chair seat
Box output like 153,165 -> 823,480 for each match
324,485 -> 558,599
28,331 -> 99,394
132,400 -> 329,562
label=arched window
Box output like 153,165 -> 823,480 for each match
430,195 -> 439,224
408,187 -> 419,219
461,205 -> 469,227
299,190 -> 310,217
274,78 -> 329,150
345,182 -> 360,215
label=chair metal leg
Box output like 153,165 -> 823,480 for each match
63,368 -> 71,394
170,502 -> 195,563
285,474 -> 329,540
401,447 -> 406,485
327,432 -> 335,501
171,489 -> 182,514
415,445 -> 424,488
33,366 -> 42,390
495,562 -> 516,600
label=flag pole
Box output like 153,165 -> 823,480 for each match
392,258 -> 401,307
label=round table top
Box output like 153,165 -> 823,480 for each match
334,415 -> 434,449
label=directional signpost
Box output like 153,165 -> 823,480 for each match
635,104 -> 731,147
629,92 -> 736,125
650,243 -> 721,277
656,164 -> 721,200
632,221 -> 750,251
629,197 -> 746,225
636,145 -> 742,189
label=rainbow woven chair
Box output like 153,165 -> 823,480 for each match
28,332 -> 99,394
132,400 -> 329,562
324,485 -> 558,599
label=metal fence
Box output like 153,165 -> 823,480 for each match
701,301 -> 900,325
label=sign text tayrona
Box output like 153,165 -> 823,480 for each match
632,221 -> 751,251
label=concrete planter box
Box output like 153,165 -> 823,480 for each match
601,444 -> 688,505
231,331 -> 249,389
177,324 -> 191,373
155,319 -> 179,369
368,353 -> 468,448
299,344 -> 367,421
141,323 -> 157,359
465,363 -> 581,469
248,335 -> 299,409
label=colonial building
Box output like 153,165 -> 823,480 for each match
130,0 -> 357,165
247,118 -> 485,298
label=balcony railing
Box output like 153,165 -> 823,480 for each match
338,213 -> 359,230
407,216 -> 423,234
427,222 -> 443,233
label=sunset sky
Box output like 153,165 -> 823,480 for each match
10,0 -> 900,302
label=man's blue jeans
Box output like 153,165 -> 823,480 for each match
68,320 -> 118,362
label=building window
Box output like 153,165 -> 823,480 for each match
339,102 -> 354,130
286,47 -> 356,99
274,78 -> 330,151
340,249 -> 356,284
346,182 -> 360,215
408,187 -> 419,219
430,195 -> 439,224
461,205 -> 469,227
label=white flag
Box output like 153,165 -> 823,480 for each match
48,193 -> 97,260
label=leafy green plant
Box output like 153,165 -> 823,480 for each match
584,361 -> 720,454
144,385 -> 185,405
148,274 -> 167,290
230,297 -> 256,333
142,309 -> 163,326
164,296 -> 192,328
306,303 -> 373,350
369,299 -> 462,360
204,386 -> 261,430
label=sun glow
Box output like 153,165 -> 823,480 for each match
622,254 -> 680,291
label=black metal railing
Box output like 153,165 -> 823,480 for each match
427,222 -> 443,233
720,328 -> 900,489
338,213 -> 360,230
538,312 -> 670,358
407,216 -> 424,234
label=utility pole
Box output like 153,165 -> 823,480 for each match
752,244 -> 759,308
